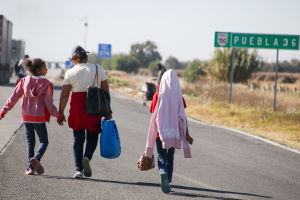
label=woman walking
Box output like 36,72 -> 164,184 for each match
57,45 -> 111,178
145,69 -> 193,193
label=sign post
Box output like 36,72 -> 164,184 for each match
98,44 -> 112,74
274,49 -> 279,111
214,32 -> 300,111
229,48 -> 235,104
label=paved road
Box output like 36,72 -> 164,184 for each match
1,74 -> 300,199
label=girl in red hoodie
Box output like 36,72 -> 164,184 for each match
0,59 -> 64,175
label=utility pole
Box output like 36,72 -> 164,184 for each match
79,16 -> 88,49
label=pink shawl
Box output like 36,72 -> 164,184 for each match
145,70 -> 191,158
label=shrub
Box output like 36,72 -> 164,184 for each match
209,48 -> 264,83
148,60 -> 159,72
183,60 -> 206,83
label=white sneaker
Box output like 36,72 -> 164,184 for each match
74,171 -> 83,178
82,157 -> 92,177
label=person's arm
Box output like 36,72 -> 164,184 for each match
57,84 -> 71,125
18,60 -> 25,72
101,79 -> 109,93
0,81 -> 24,120
101,79 -> 112,120
186,117 -> 193,145
43,84 -> 64,120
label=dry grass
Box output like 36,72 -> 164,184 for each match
249,72 -> 300,93
108,71 -> 300,150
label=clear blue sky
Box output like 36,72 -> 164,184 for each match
1,0 -> 300,63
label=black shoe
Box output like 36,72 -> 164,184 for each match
143,103 -> 146,106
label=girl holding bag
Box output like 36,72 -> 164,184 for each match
146,69 -> 193,193
58,45 -> 111,179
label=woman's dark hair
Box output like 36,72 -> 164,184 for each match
69,47 -> 88,63
24,58 -> 46,75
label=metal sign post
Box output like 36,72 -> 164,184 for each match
229,48 -> 235,104
214,32 -> 300,110
274,49 -> 279,111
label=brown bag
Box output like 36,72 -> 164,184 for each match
137,153 -> 155,171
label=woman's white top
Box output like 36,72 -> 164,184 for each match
63,63 -> 108,92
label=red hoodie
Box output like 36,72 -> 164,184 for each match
1,76 -> 63,122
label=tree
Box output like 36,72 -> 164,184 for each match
101,54 -> 139,73
209,48 -> 264,83
261,59 -> 300,73
183,60 -> 206,83
130,41 -> 162,68
88,52 -> 101,65
148,60 -> 159,72
180,61 -> 190,69
164,56 -> 184,69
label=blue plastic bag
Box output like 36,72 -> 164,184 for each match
100,120 -> 121,159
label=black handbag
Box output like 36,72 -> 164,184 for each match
86,65 -> 113,116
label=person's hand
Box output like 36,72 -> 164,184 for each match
0,113 -> 5,120
186,135 -> 193,145
57,115 -> 66,126
105,114 -> 112,120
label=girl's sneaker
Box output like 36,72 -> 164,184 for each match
160,173 -> 171,193
25,168 -> 35,175
74,171 -> 83,178
30,158 -> 44,175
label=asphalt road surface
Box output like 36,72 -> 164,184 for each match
1,81 -> 300,200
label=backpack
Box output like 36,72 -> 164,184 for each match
146,83 -> 156,100
14,61 -> 20,73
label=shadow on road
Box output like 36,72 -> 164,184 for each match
42,175 -> 271,199
53,85 -> 62,91
0,82 -> 16,88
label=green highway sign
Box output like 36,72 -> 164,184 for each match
214,32 -> 300,50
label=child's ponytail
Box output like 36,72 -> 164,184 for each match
24,59 -> 46,76
24,59 -> 33,69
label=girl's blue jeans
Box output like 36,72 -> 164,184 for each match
24,122 -> 49,170
156,137 -> 175,183
73,129 -> 99,171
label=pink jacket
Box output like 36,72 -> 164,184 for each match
1,76 -> 62,122
145,70 -> 191,158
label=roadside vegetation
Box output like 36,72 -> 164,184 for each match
108,72 -> 300,150
86,40 -> 299,150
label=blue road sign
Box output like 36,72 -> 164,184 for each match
98,44 -> 111,58
65,61 -> 74,69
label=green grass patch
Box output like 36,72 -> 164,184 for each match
108,77 -> 128,86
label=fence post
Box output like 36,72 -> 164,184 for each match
262,85 -> 265,92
